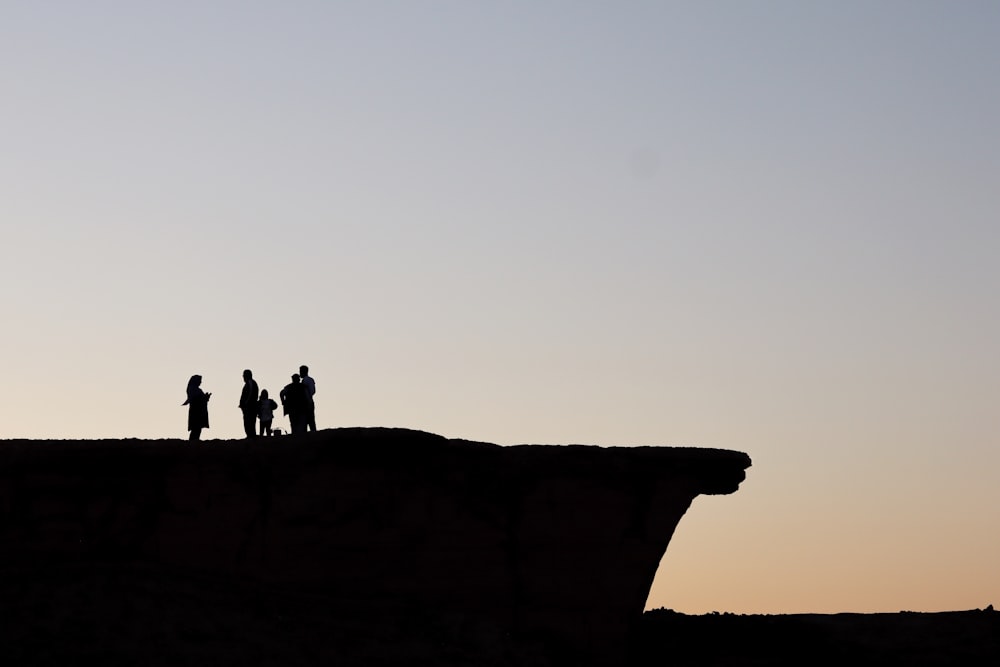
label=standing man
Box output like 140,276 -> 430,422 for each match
280,373 -> 307,434
239,369 -> 259,438
299,364 -> 317,432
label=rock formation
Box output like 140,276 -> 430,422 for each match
0,428 -> 750,666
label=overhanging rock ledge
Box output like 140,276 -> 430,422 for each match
0,427 -> 751,666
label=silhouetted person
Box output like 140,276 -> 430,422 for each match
300,364 -> 317,431
182,374 -> 211,441
239,369 -> 260,438
258,389 -> 278,436
280,373 -> 308,434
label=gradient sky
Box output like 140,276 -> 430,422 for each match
2,1 -> 998,615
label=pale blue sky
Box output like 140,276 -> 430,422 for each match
2,1 -> 998,613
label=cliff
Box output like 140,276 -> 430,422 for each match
0,428 -> 750,666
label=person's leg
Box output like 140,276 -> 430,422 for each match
243,410 -> 256,438
306,405 -> 316,432
189,428 -> 201,441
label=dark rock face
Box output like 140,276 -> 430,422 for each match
0,428 -> 750,665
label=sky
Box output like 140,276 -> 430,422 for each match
2,1 -> 998,615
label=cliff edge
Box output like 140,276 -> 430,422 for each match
0,428 -> 750,666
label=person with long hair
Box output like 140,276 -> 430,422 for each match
182,374 -> 211,441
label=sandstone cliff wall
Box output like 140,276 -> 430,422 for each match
0,428 -> 750,665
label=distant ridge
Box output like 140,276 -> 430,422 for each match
634,607 -> 1000,665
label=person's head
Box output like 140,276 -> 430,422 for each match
243,369 -> 253,381
299,365 -> 309,377
260,389 -> 269,399
291,373 -> 300,384
187,375 -> 202,390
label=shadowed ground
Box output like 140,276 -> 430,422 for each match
3,570 -> 995,666
632,607 -> 1000,666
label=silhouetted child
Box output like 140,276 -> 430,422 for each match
258,389 -> 278,436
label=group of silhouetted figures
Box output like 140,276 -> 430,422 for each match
182,365 -> 318,441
